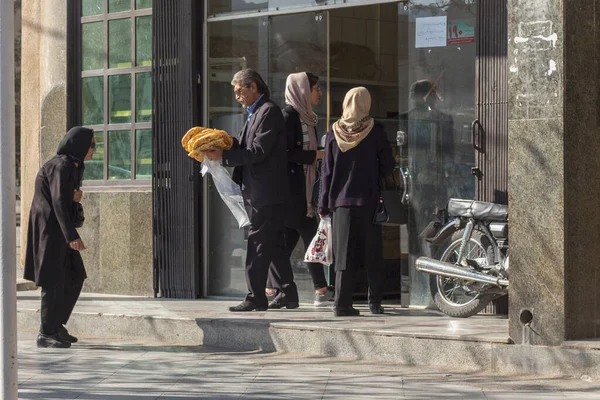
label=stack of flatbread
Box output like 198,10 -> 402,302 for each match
181,126 -> 233,162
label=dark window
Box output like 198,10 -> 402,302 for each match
73,0 -> 152,183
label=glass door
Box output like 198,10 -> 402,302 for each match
206,12 -> 327,300
267,12 -> 328,301
400,0 -> 478,306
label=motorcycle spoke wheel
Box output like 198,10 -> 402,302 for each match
436,238 -> 487,307
429,229 -> 496,318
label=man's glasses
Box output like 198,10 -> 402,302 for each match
234,85 -> 250,96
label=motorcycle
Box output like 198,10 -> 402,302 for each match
415,198 -> 509,318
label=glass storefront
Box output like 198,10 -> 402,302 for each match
205,0 -> 478,305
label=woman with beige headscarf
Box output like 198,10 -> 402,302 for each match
318,87 -> 394,317
267,72 -> 336,309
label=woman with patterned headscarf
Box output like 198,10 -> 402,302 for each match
24,126 -> 96,348
318,87 -> 394,316
267,72 -> 336,309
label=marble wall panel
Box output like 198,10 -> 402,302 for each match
507,0 -> 563,121
81,192 -> 153,296
508,0 -> 600,344
563,0 -> 600,340
508,118 -> 565,346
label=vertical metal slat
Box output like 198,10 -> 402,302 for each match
152,0 -> 201,299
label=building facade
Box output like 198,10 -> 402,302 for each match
20,0 -> 600,346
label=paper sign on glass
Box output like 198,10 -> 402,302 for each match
415,16 -> 447,48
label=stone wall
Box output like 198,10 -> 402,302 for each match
77,191 -> 153,296
508,0 -> 600,345
20,1 -> 154,296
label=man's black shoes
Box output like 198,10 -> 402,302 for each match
229,301 -> 268,312
333,306 -> 360,317
36,333 -> 71,348
268,299 -> 299,309
369,303 -> 384,314
58,325 -> 78,343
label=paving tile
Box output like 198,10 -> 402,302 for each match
78,390 -> 164,399
482,391 -> 567,399
402,382 -> 486,399
17,389 -> 84,400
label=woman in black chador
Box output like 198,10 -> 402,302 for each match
24,126 -> 95,348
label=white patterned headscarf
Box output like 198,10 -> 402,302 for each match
332,87 -> 374,152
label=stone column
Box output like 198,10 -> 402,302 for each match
20,2 -> 68,266
508,0 -> 600,345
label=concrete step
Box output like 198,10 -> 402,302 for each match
16,291 -> 600,379
17,278 -> 36,291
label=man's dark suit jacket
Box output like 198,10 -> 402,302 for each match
222,95 -> 289,208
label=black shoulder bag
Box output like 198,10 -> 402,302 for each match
72,202 -> 85,228
72,169 -> 85,228
373,172 -> 407,225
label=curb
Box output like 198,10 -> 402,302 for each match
16,308 -> 600,379
17,280 -> 37,292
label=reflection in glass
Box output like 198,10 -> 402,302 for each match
135,129 -> 152,179
84,132 -> 105,180
329,4 -> 400,130
136,16 -> 152,66
208,0 -> 267,16
108,0 -> 130,13
404,0 -> 478,306
82,0 -> 103,16
108,130 -> 132,180
82,22 -> 104,71
209,0 -> 336,16
136,0 -> 152,9
269,13 -> 328,137
82,76 -> 104,125
109,74 -> 132,124
136,72 -> 152,122
109,18 -> 132,68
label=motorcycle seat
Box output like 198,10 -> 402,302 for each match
447,199 -> 508,222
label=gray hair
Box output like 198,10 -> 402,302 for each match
231,69 -> 269,97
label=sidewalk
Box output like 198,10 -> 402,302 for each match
17,291 -> 600,380
16,331 -> 600,399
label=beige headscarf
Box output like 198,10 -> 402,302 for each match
332,87 -> 375,152
285,72 -> 318,217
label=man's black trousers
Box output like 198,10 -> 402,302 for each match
245,204 -> 298,307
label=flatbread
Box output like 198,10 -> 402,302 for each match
181,126 -> 233,163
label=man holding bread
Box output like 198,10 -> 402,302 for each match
204,69 -> 299,312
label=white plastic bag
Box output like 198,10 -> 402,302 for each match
304,215 -> 333,266
201,159 -> 250,228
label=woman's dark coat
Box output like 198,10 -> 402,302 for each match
282,105 -> 318,223
24,127 -> 93,287
318,122 -> 395,216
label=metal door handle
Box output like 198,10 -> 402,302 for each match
472,119 -> 482,151
400,168 -> 411,205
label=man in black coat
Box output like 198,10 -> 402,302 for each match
205,69 -> 299,311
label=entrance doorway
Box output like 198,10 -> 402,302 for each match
204,0 -> 506,307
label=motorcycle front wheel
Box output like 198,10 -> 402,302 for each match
429,230 -> 495,318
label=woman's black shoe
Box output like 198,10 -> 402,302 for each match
333,306 -> 360,317
369,303 -> 384,314
268,299 -> 299,309
229,301 -> 268,312
58,326 -> 78,343
36,333 -> 71,348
